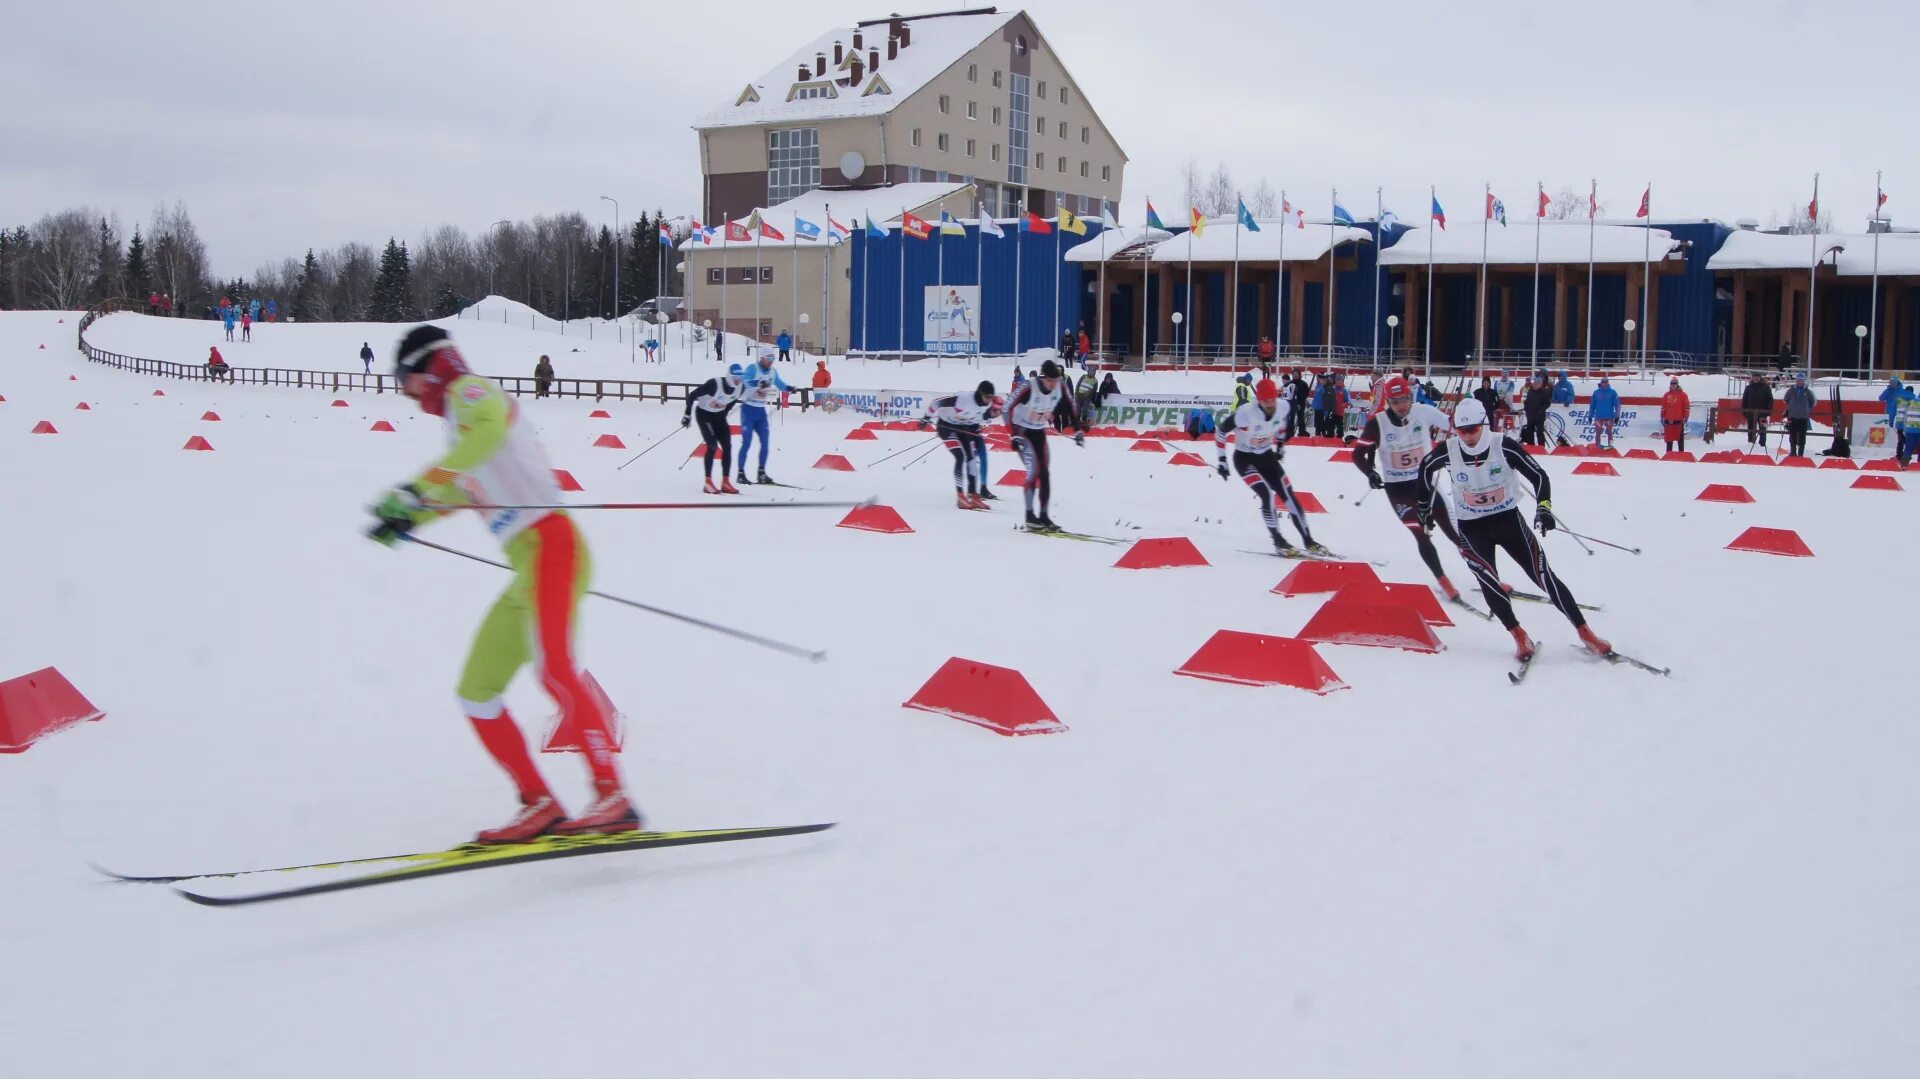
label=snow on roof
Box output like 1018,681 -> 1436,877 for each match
1707,229 -> 1920,276
681,183 -> 972,250
1064,225 -> 1175,262
1145,219 -> 1372,265
693,11 -> 1016,130
1377,221 -> 1678,267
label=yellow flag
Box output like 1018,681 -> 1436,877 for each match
1059,208 -> 1088,236
1190,208 -> 1206,238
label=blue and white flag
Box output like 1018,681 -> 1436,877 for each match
1237,199 -> 1261,232
1332,202 -> 1356,226
794,216 -> 822,241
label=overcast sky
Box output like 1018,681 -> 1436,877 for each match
5,0 -> 1909,277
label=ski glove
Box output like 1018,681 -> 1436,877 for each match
1366,470 -> 1385,490
1073,432 -> 1086,448
681,415 -> 691,428
1216,461 -> 1230,480
370,484 -> 427,544
1534,500 -> 1557,533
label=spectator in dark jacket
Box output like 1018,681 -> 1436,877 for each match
1521,373 -> 1552,446
1783,375 -> 1816,457
1060,329 -> 1077,369
359,342 -> 374,373
1099,372 -> 1119,398
1472,376 -> 1503,424
1741,373 -> 1773,449
534,354 -> 555,397
1286,372 -> 1310,438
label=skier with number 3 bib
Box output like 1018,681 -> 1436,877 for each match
1217,377 -> 1324,555
369,325 -> 639,844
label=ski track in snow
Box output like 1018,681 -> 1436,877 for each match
4,310 -> 1918,1078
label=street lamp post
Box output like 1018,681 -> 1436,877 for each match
1172,311 -> 1186,374
1624,319 -> 1637,366
1855,323 -> 1868,371
600,196 -> 620,327
489,219 -> 511,314
1386,315 -> 1400,372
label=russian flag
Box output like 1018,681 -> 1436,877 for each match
1431,196 -> 1447,231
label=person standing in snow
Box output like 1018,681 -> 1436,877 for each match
1217,377 -> 1323,556
1232,372 -> 1255,411
735,352 -> 792,485
1005,359 -> 1085,532
1552,370 -> 1576,406
240,310 -> 252,342
1352,375 -> 1463,596
221,304 -> 236,342
368,326 -> 637,843
810,360 -> 831,389
1660,377 -> 1691,453
1740,372 -> 1774,451
1521,373 -> 1552,447
1896,385 -> 1920,467
533,355 -> 554,398
776,329 -> 792,364
1589,377 -> 1620,449
682,364 -> 746,494
266,299 -> 279,323
921,381 -> 1001,509
360,342 -> 375,373
1287,370 -> 1311,439
1415,398 -> 1612,664
1783,374 -> 1816,457
1077,325 -> 1092,367
1059,328 -> 1077,369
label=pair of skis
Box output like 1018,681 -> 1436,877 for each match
1016,524 -> 1128,545
98,823 -> 835,907
1510,645 -> 1671,685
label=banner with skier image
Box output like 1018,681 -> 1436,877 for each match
924,285 -> 979,354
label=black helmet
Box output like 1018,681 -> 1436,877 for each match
975,379 -> 995,403
394,325 -> 452,378
1039,359 -> 1062,380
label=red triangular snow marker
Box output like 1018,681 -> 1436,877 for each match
589,409 -> 611,418
1328,449 -> 1354,462
1778,456 -> 1815,468
903,658 -> 1066,736
1695,484 -> 1754,503
1168,452 -> 1207,466
152,389 -> 165,397
1329,581 -> 1453,627
1112,537 -> 1209,569
370,420 -> 396,432
1725,526 -> 1813,557
1863,458 -> 1906,472
1851,474 -> 1902,491
1298,598 -> 1445,653
1291,491 -> 1328,513
996,469 -> 1028,487
837,504 -> 914,533
813,454 -> 855,471
1572,461 -> 1619,476
201,411 -> 221,421
1128,439 -> 1167,452
0,667 -> 105,753
74,402 -> 91,411
1661,451 -> 1697,462
1818,457 -> 1857,470
1271,560 -> 1381,596
182,435 -> 213,451
1625,449 -> 1658,460
553,469 -> 583,492
593,433 -> 627,448
31,421 -> 57,434
331,399 -> 349,407
1173,631 -> 1348,693
1738,454 -> 1775,466
845,428 -> 879,440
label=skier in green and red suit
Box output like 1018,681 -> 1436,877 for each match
369,325 -> 640,844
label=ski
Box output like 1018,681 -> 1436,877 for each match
100,824 -> 834,901
1238,548 -> 1386,567
1508,651 -> 1537,685
756,479 -> 825,492
1017,526 -> 1127,545
1449,596 -> 1497,622
1301,546 -> 1386,566
1569,645 -> 1671,677
1509,588 -> 1603,613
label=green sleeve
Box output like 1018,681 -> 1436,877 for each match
412,376 -> 510,508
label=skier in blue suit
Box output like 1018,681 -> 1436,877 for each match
736,354 -> 793,484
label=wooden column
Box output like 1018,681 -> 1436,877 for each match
1730,271 -> 1747,356
1779,276 -> 1798,355
1289,271 -> 1307,351
1553,268 -> 1569,354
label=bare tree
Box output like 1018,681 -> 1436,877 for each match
29,209 -> 98,309
1544,186 -> 1606,221
1765,201 -> 1831,234
1248,180 -> 1280,218
150,201 -> 208,310
1203,164 -> 1236,219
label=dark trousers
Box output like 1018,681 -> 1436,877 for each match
1786,417 -> 1810,457
778,348 -> 790,363
695,408 -> 733,477
1520,412 -> 1547,446
1014,427 -> 1052,515
1387,481 -> 1463,583
1456,510 -> 1586,631
1663,421 -> 1685,452
1233,450 -> 1314,545
1744,410 -> 1767,446
938,421 -> 986,493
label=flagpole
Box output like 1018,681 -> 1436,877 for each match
1231,197 -> 1241,363
1326,187 -> 1336,367
720,220 -> 730,361
1640,183 -> 1651,368
1184,211 -> 1194,370
1014,197 -> 1024,359
1871,171 -> 1883,374
1585,178 -> 1595,379
898,206 -> 907,364
1277,191 -> 1287,365
1478,181 -> 1489,370
1532,181 -> 1541,376
1097,207 -> 1109,364
1807,173 -> 1819,372
823,203 -> 833,360
1142,197 -> 1152,367
1372,186 -> 1382,368
791,215 -> 799,358
754,219 -> 762,351
1053,206 -> 1063,365
1424,186 -> 1434,380
936,213 -> 945,366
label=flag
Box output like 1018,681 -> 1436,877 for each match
1877,187 -> 1889,215
793,217 -> 822,242
1295,209 -> 1305,229
978,201 -> 1004,238
901,211 -> 930,239
1488,194 -> 1507,226
1059,208 -> 1088,235
864,216 -> 888,239
1102,198 -> 1117,226
658,221 -> 675,246
1379,210 -> 1399,233
1021,212 -> 1053,234
1537,189 -> 1550,218
1237,199 -> 1261,232
1635,186 -> 1650,219
1145,200 -> 1166,231
745,209 -> 762,230
1808,190 -> 1819,222
1189,208 -> 1206,238
938,211 -> 967,236
758,219 -> 786,241
826,216 -> 849,245
724,220 -> 751,242
1332,201 -> 1355,226
1588,186 -> 1598,219
1431,196 -> 1447,230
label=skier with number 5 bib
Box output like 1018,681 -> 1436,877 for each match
1217,377 -> 1324,555
368,325 -> 639,844
1413,398 -> 1610,664
1351,375 -> 1465,598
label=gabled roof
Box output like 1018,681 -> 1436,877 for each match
680,183 -> 973,250
694,10 -> 1018,130
1147,220 -> 1373,264
1377,221 -> 1679,267
1707,229 -> 1920,276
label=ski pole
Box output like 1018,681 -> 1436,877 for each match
1557,527 -> 1640,555
900,440 -> 944,469
423,498 -> 876,512
394,534 -> 827,662
867,434 -> 939,466
616,424 -> 686,471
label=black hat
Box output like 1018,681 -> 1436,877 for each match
394,325 -> 452,378
1039,360 -> 1062,379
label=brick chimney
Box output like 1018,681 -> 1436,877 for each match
849,54 -> 865,87
869,47 -> 880,71
815,53 -> 826,76
833,40 -> 844,65
888,17 -> 904,40
852,28 -> 864,50
797,63 -> 809,81
887,36 -> 897,61
898,22 -> 911,48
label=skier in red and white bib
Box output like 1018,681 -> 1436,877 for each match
1352,375 -> 1466,598
1216,377 -> 1324,555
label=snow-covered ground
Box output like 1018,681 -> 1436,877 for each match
5,308 -> 1918,1077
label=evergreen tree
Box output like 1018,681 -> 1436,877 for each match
368,238 -> 417,321
124,226 -> 151,302
294,249 -> 320,321
591,225 -> 615,318
90,218 -> 122,304
625,214 -> 654,311
428,277 -> 465,319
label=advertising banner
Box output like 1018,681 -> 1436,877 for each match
814,388 -> 939,420
1086,393 -> 1235,430
1851,413 -> 1897,457
924,286 -> 979,354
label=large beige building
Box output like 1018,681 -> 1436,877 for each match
685,7 -> 1128,352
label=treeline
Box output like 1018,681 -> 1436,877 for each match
0,202 -> 689,323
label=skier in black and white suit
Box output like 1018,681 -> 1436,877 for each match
922,380 -> 1000,509
1216,377 -> 1324,555
1003,360 -> 1085,532
1414,398 -> 1611,662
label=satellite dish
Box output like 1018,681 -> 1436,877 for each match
839,151 -> 866,182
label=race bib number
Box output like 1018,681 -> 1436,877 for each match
1247,432 -> 1277,451
1030,408 -> 1054,425
1386,445 -> 1423,471
1463,484 -> 1507,509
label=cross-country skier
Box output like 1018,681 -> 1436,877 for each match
736,352 -> 792,485
1217,377 -> 1324,555
369,325 -> 637,843
1004,359 -> 1084,532
1351,375 -> 1464,597
1414,398 -> 1610,663
922,380 -> 1000,508
683,363 -> 747,494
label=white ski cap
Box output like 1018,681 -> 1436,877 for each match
1454,399 -> 1489,428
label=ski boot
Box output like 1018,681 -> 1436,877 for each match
1509,626 -> 1537,662
1577,624 -> 1614,657
978,488 -> 1000,501
719,476 -> 740,494
1437,575 -> 1462,602
1269,528 -> 1297,555
1034,513 -> 1061,532
757,470 -> 775,485
702,477 -> 721,495
736,471 -> 753,486
552,786 -> 643,836
475,794 -> 568,845
1025,511 -> 1056,532
1304,539 -> 1332,556
956,490 -> 976,509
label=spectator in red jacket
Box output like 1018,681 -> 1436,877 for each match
148,292 -> 160,314
1076,327 -> 1092,366
811,360 -> 832,389
1256,336 -> 1276,364
1660,378 -> 1691,452
206,346 -> 231,381
240,311 -> 253,342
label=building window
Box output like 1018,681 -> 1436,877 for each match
708,268 -> 722,285
1006,72 -> 1029,185
1059,86 -> 1068,105
1080,160 -> 1088,178
991,106 -> 1002,125
967,63 -> 978,82
1036,115 -> 1046,134
1003,187 -> 1022,217
910,127 -> 921,147
766,128 -> 820,203
909,165 -> 923,182
962,173 -> 974,187
938,170 -> 949,183
966,100 -> 977,120
760,266 -> 774,283
1014,36 -> 1027,56
1057,121 -> 1066,139
979,181 -> 998,210
991,143 -> 1001,162
992,69 -> 1002,88
938,94 -> 950,114
1035,153 -> 1045,171
789,84 -> 835,101
1102,164 -> 1111,182
965,138 -> 976,157
1057,157 -> 1066,174
937,132 -> 949,152
1081,125 -> 1091,144
1037,80 -> 1047,98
